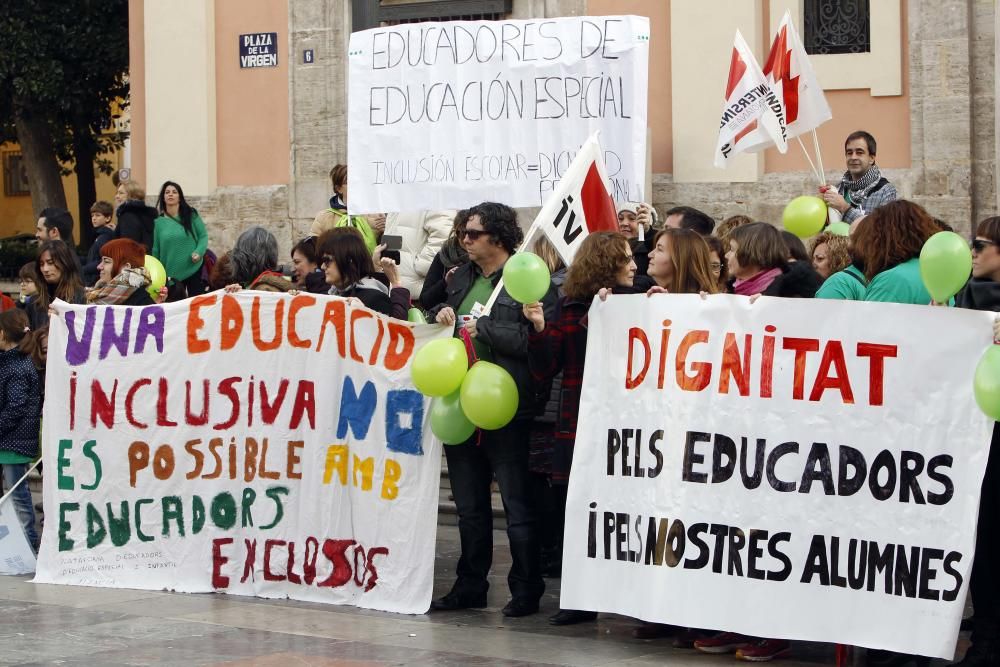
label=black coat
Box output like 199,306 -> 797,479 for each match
427,260 -> 558,421
83,226 -> 115,286
762,261 -> 822,298
115,200 -> 158,252
956,278 -> 1000,312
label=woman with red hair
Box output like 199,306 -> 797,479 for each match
87,238 -> 156,306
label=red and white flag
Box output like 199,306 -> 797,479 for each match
531,132 -> 619,264
741,11 -> 832,151
714,30 -> 788,168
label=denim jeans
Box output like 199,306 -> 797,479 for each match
443,420 -> 544,602
1,464 -> 39,551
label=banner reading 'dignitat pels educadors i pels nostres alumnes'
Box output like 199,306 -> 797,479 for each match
34,293 -> 450,615
562,294 -> 994,660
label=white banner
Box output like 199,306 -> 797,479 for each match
563,294 -> 993,659
34,293 -> 449,614
347,16 -> 649,213
0,490 -> 36,575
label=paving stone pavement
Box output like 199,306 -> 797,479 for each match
0,525 -> 965,666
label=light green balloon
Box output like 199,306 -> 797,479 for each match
430,391 -> 477,445
410,338 -> 468,397
826,221 -> 851,237
504,252 -> 551,304
407,307 -> 427,324
975,345 -> 1000,421
783,196 -> 828,239
919,231 -> 973,303
459,361 -> 519,430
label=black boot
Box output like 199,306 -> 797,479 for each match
867,649 -> 930,667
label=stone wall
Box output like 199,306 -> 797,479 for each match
657,0 -> 996,238
189,0 -> 995,256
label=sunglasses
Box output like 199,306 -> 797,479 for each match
459,229 -> 487,241
972,239 -> 996,253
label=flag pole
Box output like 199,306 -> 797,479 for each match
811,129 -> 826,183
795,136 -> 823,185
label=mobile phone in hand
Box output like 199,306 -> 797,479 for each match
382,234 -> 402,264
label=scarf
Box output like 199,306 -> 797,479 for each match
438,239 -> 468,270
329,275 -> 389,298
839,165 -> 884,206
329,194 -> 347,211
87,267 -> 151,305
733,267 -> 782,296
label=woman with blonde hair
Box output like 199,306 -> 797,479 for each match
113,180 -> 158,251
808,232 -> 852,280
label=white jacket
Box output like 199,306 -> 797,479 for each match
384,210 -> 456,297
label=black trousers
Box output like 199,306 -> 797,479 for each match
971,423 -> 1000,642
444,420 -> 544,601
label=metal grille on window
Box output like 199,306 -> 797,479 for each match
2,152 -> 29,197
803,0 -> 870,55
354,1 -> 511,30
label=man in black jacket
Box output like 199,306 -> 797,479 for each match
428,202 -> 557,618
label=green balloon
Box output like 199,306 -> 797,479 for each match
826,221 -> 851,237
145,255 -> 166,299
783,196 -> 828,239
430,391 -> 477,445
410,338 -> 468,397
919,231 -> 973,303
459,361 -> 519,430
974,345 -> 1000,421
407,307 -> 427,324
503,252 -> 551,304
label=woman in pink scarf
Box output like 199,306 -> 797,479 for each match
725,222 -> 820,299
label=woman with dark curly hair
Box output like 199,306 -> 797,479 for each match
522,231 -> 635,627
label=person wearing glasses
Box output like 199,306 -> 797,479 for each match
953,217 -> 1000,667
427,202 -> 557,619
703,236 -> 729,293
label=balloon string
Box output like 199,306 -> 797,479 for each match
459,326 -> 479,366
457,326 -> 483,446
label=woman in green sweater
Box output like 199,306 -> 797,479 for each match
152,180 -> 208,301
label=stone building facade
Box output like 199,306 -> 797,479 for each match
126,0 -> 998,257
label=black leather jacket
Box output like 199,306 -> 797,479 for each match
427,260 -> 558,421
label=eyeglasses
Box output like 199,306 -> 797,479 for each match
972,239 -> 996,253
709,262 -> 722,271
459,229 -> 487,241
320,255 -> 334,266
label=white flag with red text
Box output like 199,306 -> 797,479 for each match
741,11 -> 832,152
714,30 -> 787,168
531,132 -> 620,264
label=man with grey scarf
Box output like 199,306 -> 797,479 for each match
821,130 -> 898,223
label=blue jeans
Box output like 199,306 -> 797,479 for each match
443,420 -> 543,602
1,464 -> 39,551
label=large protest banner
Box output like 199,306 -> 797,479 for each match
347,16 -> 649,213
34,293 -> 449,614
562,294 -> 994,659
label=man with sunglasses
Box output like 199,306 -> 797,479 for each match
427,202 -> 557,618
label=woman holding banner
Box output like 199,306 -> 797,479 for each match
317,227 -> 410,319
29,240 -> 86,331
523,231 -> 636,627
646,228 -> 720,297
951,217 -> 1000,667
725,222 -> 821,298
